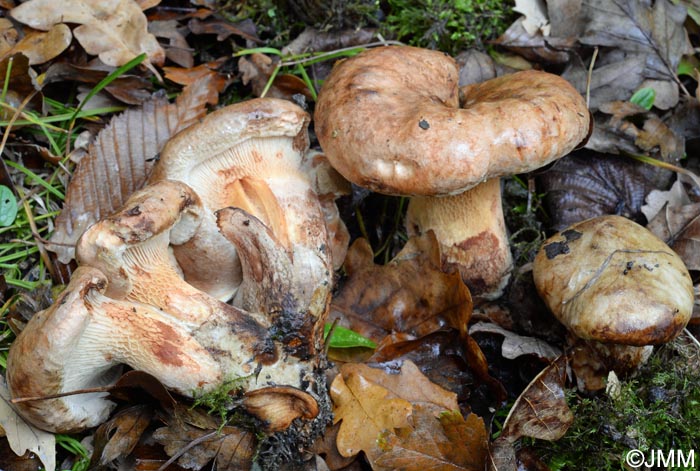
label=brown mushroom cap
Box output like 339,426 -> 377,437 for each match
315,45 -> 590,196
533,215 -> 694,346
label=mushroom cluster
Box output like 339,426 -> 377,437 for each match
314,45 -> 591,300
7,98 -> 341,437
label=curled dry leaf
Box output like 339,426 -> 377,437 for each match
469,322 -> 562,361
48,76 -> 216,263
330,371 -> 413,459
330,232 -> 473,341
374,404 -> 488,471
91,405 -> 153,467
10,0 -> 165,72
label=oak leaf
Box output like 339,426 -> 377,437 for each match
340,361 -> 459,412
10,0 -> 165,73
331,371 -> 412,458
374,404 -> 487,471
0,377 -> 55,471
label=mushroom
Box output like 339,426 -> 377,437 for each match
6,266 -> 222,433
532,215 -> 694,389
149,97 -> 334,302
75,179 -> 275,359
11,177 -> 332,433
314,45 -> 590,299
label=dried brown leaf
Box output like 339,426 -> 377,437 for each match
187,17 -> 260,43
149,19 -> 193,68
153,421 -> 256,471
373,404 -> 487,471
647,201 -> 700,270
42,62 -> 153,105
538,149 -> 674,231
48,76 -> 216,263
580,0 -> 692,81
7,24 -> 71,65
91,405 -> 153,466
330,372 -> 412,458
330,233 -> 473,341
500,355 -> 572,442
340,361 -> 459,412
162,58 -> 232,97
10,0 -> 165,71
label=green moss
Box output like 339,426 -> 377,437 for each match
382,0 -> 514,55
530,337 -> 700,470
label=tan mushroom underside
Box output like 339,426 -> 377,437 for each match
533,215 -> 694,346
315,45 -> 591,197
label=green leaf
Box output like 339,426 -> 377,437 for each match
629,87 -> 656,110
0,185 -> 17,227
324,323 -> 376,349
678,56 -> 698,78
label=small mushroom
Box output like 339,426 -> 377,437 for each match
533,215 -> 694,389
149,98 -> 333,302
315,46 -> 590,299
6,266 -> 222,433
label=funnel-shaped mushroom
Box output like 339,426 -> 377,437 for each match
6,266 -> 222,433
315,46 -> 590,299
533,215 -> 694,389
149,98 -> 332,302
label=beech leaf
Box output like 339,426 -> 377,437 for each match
0,377 -> 55,471
10,0 -> 165,71
331,372 -> 413,458
48,76 -> 216,263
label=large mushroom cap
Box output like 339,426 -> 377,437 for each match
315,45 -> 590,196
533,215 -> 694,346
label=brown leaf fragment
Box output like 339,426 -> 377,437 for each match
6,24 -> 71,65
340,361 -> 459,412
238,53 -> 313,101
187,17 -> 260,43
500,355 -> 573,442
42,62 -> 153,105
91,405 -> 153,466
647,201 -> 700,270
10,0 -> 165,72
48,76 -> 216,263
309,422 -> 357,470
163,58 -> 232,97
153,421 -> 255,471
330,233 -> 472,341
149,19 -> 193,68
330,372 -> 412,458
0,18 -> 18,56
469,322 -> 562,361
373,404 -> 487,471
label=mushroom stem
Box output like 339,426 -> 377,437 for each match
6,267 -> 222,433
405,178 -> 513,300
